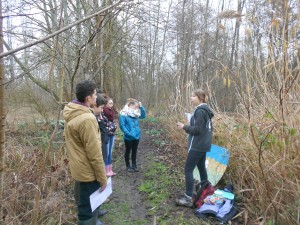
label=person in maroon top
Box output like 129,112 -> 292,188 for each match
103,97 -> 117,176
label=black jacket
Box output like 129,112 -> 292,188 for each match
96,113 -> 109,160
97,112 -> 109,145
183,104 -> 214,152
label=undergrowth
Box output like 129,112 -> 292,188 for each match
162,103 -> 300,224
2,122 -> 76,225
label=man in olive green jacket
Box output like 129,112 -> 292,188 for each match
63,80 -> 107,225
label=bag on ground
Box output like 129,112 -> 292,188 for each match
193,180 -> 215,208
194,184 -> 238,224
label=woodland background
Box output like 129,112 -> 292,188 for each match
0,0 -> 299,224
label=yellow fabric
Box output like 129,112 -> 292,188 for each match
63,102 -> 107,186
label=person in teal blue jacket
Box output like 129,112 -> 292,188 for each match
119,98 -> 146,172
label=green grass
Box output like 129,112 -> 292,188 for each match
101,202 -> 149,225
137,158 -> 208,224
114,128 -> 124,139
145,128 -> 161,136
143,116 -> 159,123
138,162 -> 176,218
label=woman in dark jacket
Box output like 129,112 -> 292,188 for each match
93,94 -> 109,163
175,89 -> 214,208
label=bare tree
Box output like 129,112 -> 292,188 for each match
0,0 -> 5,221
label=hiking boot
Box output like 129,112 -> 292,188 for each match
175,193 -> 193,208
126,167 -> 134,172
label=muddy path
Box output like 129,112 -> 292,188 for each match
100,121 -> 159,225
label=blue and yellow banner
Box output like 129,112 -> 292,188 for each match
193,144 -> 230,186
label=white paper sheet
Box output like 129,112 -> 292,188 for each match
185,112 -> 192,122
89,177 -> 112,212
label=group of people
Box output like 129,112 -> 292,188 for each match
63,80 -> 147,225
63,80 -> 213,225
93,94 -> 117,177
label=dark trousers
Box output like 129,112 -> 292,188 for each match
185,150 -> 207,197
124,139 -> 140,167
74,181 -> 100,221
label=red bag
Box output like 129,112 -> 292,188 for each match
193,180 -> 215,208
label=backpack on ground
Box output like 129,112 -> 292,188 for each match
194,184 -> 238,224
193,180 -> 215,208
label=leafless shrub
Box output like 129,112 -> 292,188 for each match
163,48 -> 299,223
6,82 -> 57,125
2,124 -> 76,224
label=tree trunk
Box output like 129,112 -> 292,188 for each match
229,0 -> 245,70
0,0 -> 5,221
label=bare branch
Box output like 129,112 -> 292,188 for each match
0,0 -> 124,58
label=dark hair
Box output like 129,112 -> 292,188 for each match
76,80 -> 97,102
193,89 -> 207,103
96,94 -> 108,107
101,93 -> 111,101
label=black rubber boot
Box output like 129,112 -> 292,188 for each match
78,216 -> 96,225
98,209 -> 107,217
78,213 -> 105,225
132,165 -> 139,172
